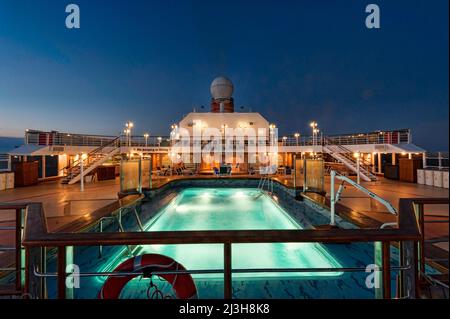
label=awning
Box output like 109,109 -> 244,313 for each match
7,145 -> 48,156
390,143 -> 426,153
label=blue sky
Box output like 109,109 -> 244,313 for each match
0,0 -> 448,150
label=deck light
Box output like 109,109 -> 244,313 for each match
310,121 -> 319,145
124,121 -> 134,147
294,133 -> 300,145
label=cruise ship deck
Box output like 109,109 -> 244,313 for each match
0,78 -> 448,300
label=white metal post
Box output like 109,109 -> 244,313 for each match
41,155 -> 46,179
371,153 -> 376,173
422,152 -> 427,169
438,152 -> 442,170
330,170 -> 336,226
80,156 -> 84,192
356,157 -> 361,184
377,153 -> 382,174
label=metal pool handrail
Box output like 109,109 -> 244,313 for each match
329,170 -> 398,227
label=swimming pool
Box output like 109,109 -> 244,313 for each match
42,187 -> 399,298
101,188 -> 342,279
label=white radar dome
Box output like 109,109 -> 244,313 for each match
210,76 -> 234,99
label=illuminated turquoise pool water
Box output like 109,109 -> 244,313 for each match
100,188 -> 342,279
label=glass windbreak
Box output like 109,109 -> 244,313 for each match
304,159 -> 324,192
120,158 -> 141,193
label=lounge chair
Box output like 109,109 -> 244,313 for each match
219,165 -> 230,175
154,166 -> 164,176
181,165 -> 194,175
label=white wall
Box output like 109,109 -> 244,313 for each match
179,112 -> 270,135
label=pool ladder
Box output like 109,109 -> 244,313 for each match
258,176 -> 274,194
97,206 -> 144,258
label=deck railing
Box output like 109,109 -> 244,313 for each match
424,152 -> 449,170
0,195 -> 438,299
0,205 -> 26,296
409,198 -> 449,282
279,129 -> 411,146
23,129 -> 412,149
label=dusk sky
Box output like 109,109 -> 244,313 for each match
0,0 -> 448,150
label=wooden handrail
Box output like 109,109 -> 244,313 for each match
6,196 -> 446,299
19,198 -> 424,247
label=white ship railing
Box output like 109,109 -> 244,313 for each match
280,129 -> 411,146
0,154 -> 11,171
423,152 -> 449,169
24,128 -> 412,148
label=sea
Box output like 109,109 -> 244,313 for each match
0,137 -> 24,153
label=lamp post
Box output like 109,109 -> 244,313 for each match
125,121 -> 134,147
144,133 -> 149,147
123,128 -> 130,147
157,136 -> 162,147
294,133 -> 300,146
310,121 -> 318,146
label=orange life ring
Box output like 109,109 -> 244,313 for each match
98,254 -> 198,299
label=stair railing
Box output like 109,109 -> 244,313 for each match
323,137 -> 376,179
59,136 -> 120,178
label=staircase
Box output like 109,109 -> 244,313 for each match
323,139 -> 377,182
61,137 -> 120,185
